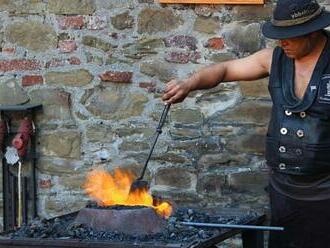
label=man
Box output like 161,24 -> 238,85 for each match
162,0 -> 330,247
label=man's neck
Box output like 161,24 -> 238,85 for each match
296,32 -> 327,64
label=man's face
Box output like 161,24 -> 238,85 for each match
278,34 -> 313,59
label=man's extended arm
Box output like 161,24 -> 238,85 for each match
162,48 -> 273,104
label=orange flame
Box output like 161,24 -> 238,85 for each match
83,169 -> 172,218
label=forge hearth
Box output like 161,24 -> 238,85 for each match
74,205 -> 166,235
0,207 -> 266,248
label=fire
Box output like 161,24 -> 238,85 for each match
83,169 -> 172,218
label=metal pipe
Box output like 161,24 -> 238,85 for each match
179,221 -> 284,231
17,161 -> 22,227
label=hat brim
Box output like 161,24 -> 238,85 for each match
262,10 -> 330,39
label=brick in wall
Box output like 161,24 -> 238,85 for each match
58,16 -> 84,29
99,71 -> 133,83
22,75 -> 44,86
0,60 -> 41,72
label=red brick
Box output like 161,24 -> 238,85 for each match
22,75 -> 43,86
2,47 -> 15,55
68,57 -> 81,65
59,40 -> 77,53
139,82 -> 156,92
165,51 -> 201,64
39,179 -> 52,189
205,37 -> 225,50
99,71 -> 133,83
58,16 -> 84,29
0,59 -> 41,72
164,35 -> 197,50
139,82 -> 155,88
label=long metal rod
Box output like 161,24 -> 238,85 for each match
138,103 -> 171,180
17,161 -> 22,227
22,177 -> 28,224
10,173 -> 16,228
31,110 -> 37,218
180,221 -> 284,231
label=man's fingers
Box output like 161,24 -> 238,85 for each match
166,88 -> 185,103
168,94 -> 183,104
164,81 -> 177,93
163,80 -> 188,103
163,83 -> 179,100
162,89 -> 175,101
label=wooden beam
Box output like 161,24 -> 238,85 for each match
159,0 -> 264,4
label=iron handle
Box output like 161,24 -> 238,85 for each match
180,221 -> 284,231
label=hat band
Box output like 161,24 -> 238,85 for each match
272,6 -> 323,27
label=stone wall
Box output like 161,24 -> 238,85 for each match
0,0 -> 329,226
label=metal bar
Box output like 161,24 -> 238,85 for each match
180,221 -> 284,231
1,110 -> 10,231
0,104 -> 42,112
181,214 -> 266,248
2,157 -> 9,231
138,104 -> 170,180
30,110 -> 37,218
9,173 -> 16,228
242,230 -> 264,248
22,177 -> 28,224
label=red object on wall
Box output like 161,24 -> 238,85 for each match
12,118 -> 34,157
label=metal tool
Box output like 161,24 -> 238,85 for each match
129,103 -> 171,193
4,146 -> 22,227
4,117 -> 34,228
180,221 -> 284,231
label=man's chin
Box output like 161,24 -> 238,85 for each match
284,52 -> 297,59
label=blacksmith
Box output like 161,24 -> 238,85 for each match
162,0 -> 330,247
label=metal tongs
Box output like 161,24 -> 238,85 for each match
129,103 -> 171,193
4,146 -> 23,227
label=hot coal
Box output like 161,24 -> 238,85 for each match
86,202 -> 147,210
7,206 -> 259,245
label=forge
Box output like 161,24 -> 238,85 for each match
0,138 -> 269,248
74,205 -> 166,235
0,205 -> 266,248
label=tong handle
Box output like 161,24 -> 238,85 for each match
156,103 -> 171,133
138,104 -> 171,180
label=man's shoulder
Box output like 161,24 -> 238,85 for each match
254,48 -> 274,73
259,48 -> 275,57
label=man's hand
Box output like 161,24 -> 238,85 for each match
162,79 -> 191,104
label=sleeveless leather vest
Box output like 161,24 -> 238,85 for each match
266,32 -> 330,175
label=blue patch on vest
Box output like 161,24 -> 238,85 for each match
318,74 -> 330,104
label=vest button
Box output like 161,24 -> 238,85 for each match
300,112 -> 306,118
285,110 -> 292,116
279,146 -> 286,153
295,148 -> 303,156
280,128 -> 288,135
296,129 -> 304,138
279,163 -> 286,170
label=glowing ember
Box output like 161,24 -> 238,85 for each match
83,169 -> 172,218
